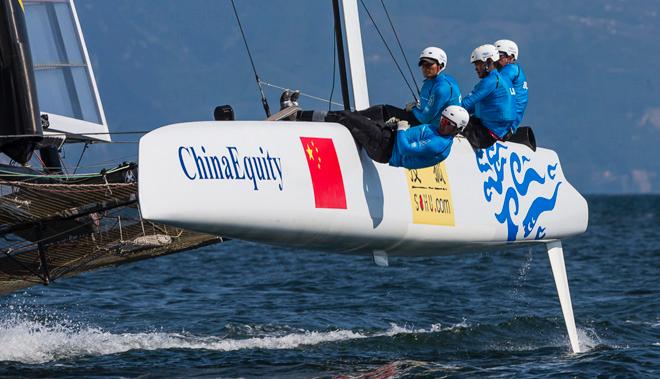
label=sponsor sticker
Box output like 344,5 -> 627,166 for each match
177,145 -> 284,191
407,162 -> 455,226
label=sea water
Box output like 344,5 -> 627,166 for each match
0,195 -> 658,378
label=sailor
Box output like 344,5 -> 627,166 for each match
494,39 -> 528,130
335,105 -> 469,169
346,47 -> 461,127
405,47 -> 462,126
460,44 -> 516,149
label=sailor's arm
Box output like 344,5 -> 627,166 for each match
412,84 -> 449,124
461,77 -> 495,113
395,126 -> 449,158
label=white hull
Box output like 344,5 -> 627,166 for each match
138,121 -> 588,257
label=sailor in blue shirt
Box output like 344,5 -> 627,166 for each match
461,44 -> 516,148
405,47 -> 462,127
389,106 -> 469,169
352,47 -> 462,127
495,39 -> 528,130
333,106 -> 469,169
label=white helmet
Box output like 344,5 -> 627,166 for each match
441,105 -> 469,131
470,44 -> 499,63
494,39 -> 519,59
419,47 -> 447,71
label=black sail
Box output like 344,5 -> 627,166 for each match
0,0 -> 42,164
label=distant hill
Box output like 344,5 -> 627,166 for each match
74,0 -> 659,194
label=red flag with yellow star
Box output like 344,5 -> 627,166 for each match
300,137 -> 347,209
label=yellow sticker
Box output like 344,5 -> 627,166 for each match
407,162 -> 455,226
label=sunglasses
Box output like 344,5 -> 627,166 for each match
440,117 -> 457,128
419,61 -> 437,68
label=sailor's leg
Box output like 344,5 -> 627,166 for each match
380,104 -> 418,125
546,240 -> 582,353
296,110 -> 329,122
461,117 -> 496,149
356,104 -> 417,124
335,111 -> 393,163
356,105 -> 387,121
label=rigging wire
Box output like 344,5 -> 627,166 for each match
34,152 -> 48,172
0,131 -> 150,139
260,80 -> 344,107
61,155 -> 70,176
0,163 -> 133,180
72,154 -> 139,169
358,0 -> 418,102
230,0 -> 271,118
379,0 -> 419,94
72,142 -> 89,175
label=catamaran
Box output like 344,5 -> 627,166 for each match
0,0 -> 589,354
137,0 -> 589,353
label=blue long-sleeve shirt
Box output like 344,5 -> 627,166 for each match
461,70 -> 516,138
412,73 -> 461,126
388,124 -> 454,169
499,63 -> 528,129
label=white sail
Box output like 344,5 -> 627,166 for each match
23,0 -> 109,142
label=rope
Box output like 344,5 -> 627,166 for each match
73,142 -> 89,175
260,80 -> 344,107
34,152 -> 48,172
0,164 -> 132,180
358,0 -> 418,102
379,0 -> 419,94
230,0 -> 271,117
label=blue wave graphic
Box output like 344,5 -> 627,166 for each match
522,182 -> 562,238
484,163 -> 506,201
478,143 -> 509,201
510,153 -> 545,196
476,143 -> 508,173
547,163 -> 558,180
535,226 -> 547,240
495,187 -> 520,241
475,150 -> 491,173
477,144 -> 561,241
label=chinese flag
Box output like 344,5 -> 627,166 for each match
300,137 -> 347,209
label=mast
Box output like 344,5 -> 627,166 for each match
340,0 -> 370,110
332,0 -> 351,111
